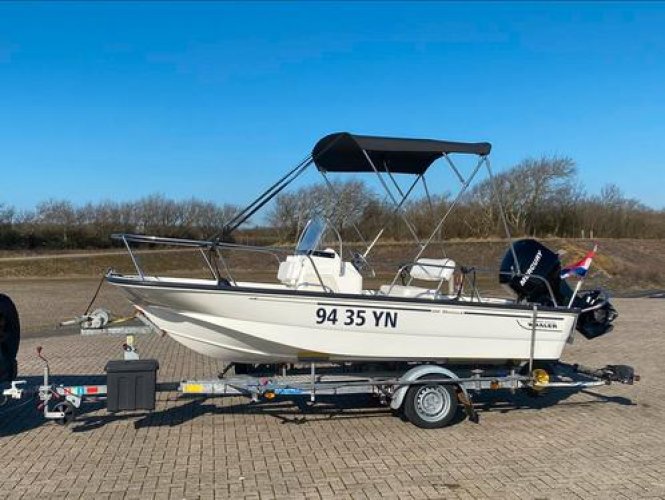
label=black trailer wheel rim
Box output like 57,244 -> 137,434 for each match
415,385 -> 451,423
54,402 -> 75,425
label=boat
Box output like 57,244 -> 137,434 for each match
106,133 -> 617,365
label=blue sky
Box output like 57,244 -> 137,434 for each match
1,1 -> 664,211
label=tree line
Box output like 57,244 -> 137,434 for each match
0,195 -> 241,249
268,156 -> 665,242
0,156 -> 663,250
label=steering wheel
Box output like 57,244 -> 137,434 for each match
351,252 -> 376,278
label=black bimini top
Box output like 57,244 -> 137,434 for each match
312,132 -> 491,175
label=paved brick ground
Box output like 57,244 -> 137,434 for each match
1,298 -> 664,499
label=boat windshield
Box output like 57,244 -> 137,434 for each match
295,217 -> 327,255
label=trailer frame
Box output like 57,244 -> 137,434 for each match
2,342 -> 638,429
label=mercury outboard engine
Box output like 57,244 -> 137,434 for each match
0,294 -> 20,384
499,239 -> 617,339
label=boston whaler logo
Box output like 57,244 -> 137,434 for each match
519,249 -> 542,286
517,318 -> 561,331
528,320 -> 557,330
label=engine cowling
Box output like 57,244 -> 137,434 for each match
499,239 -> 617,339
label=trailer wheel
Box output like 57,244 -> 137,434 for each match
54,401 -> 76,425
403,374 -> 458,429
0,294 -> 20,383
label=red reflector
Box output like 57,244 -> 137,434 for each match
87,387 -> 98,394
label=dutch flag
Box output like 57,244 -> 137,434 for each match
560,246 -> 597,280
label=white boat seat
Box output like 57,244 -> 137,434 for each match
410,258 -> 455,281
377,259 -> 456,298
378,284 -> 439,300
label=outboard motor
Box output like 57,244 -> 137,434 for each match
0,294 -> 20,384
499,239 -> 617,339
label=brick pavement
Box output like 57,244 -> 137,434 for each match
0,298 -> 664,499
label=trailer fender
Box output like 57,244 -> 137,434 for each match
390,365 -> 467,411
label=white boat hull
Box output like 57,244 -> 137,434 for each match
111,277 -> 578,364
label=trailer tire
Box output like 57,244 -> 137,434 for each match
0,294 -> 20,383
403,374 -> 458,429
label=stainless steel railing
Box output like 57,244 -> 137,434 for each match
110,233 -> 333,293
112,233 -> 565,307
385,261 -> 562,308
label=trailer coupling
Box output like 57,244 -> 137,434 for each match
573,364 -> 639,385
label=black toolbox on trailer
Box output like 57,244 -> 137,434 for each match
105,359 -> 159,412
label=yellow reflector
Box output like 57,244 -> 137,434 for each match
490,380 -> 500,390
532,368 -> 550,389
182,383 -> 204,394
264,391 -> 276,400
297,350 -> 329,361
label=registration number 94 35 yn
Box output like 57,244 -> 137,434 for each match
315,307 -> 398,328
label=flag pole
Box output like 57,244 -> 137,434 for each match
567,244 -> 598,308
567,280 -> 584,308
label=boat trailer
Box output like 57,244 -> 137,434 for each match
2,331 -> 639,429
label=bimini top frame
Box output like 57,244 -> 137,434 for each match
312,132 -> 491,174
219,132 -> 519,275
221,132 -> 491,235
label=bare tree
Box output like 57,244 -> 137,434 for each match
267,180 -> 375,242
469,155 -> 577,237
0,204 -> 15,225
35,199 -> 78,244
